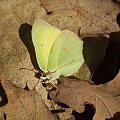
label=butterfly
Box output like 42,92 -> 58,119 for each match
32,18 -> 84,88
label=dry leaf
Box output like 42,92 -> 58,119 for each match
0,77 -> 56,120
40,0 -> 120,35
49,71 -> 120,120
0,0 -> 120,88
0,0 -> 45,89
0,0 -> 120,120
0,111 -> 4,120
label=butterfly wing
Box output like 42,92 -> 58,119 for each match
48,30 -> 84,76
32,18 -> 61,72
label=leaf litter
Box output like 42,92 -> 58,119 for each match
49,71 -> 120,120
0,77 -> 56,120
0,0 -> 120,120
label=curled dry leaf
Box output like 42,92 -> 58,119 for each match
0,77 -> 56,120
49,72 -> 120,120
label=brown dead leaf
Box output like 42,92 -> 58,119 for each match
49,71 -> 120,120
0,1 -> 120,119
40,0 -> 120,35
0,77 -> 56,120
0,111 -> 4,120
0,0 -> 45,89
1,0 -> 120,89
0,0 -> 120,88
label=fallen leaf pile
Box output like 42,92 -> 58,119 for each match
0,0 -> 120,120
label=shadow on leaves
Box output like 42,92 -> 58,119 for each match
83,35 -> 109,77
0,82 -> 8,107
117,13 -> 120,27
92,32 -> 120,84
106,112 -> 120,120
72,104 -> 95,120
111,0 -> 120,5
56,102 -> 70,108
19,23 -> 40,70
83,31 -> 120,85
3,113 -> 6,120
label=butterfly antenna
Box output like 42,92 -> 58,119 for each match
19,68 -> 38,73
